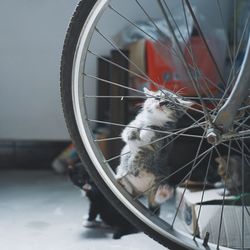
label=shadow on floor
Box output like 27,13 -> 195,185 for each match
79,227 -> 114,239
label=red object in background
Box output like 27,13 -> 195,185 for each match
184,36 -> 222,96
146,40 -> 182,92
146,37 -> 222,96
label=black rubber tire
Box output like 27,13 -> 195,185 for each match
60,1 -> 205,249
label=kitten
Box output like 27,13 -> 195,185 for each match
215,155 -> 250,196
116,87 -> 193,214
68,162 -> 138,239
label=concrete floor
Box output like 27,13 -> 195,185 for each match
0,170 -> 166,250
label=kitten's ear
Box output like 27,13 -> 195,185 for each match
143,87 -> 152,97
215,156 -> 227,167
215,157 -> 221,164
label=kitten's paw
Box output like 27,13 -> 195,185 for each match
127,130 -> 140,141
115,166 -> 128,180
154,184 -> 174,204
140,130 -> 155,143
217,188 -> 230,196
82,219 -> 101,228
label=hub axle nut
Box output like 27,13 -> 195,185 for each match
206,128 -> 221,145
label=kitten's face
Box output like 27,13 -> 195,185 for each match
143,88 -> 193,122
68,164 -> 94,191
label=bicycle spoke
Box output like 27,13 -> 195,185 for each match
216,140 -> 231,248
158,0 -> 213,126
84,72 -> 150,96
212,67 -> 241,115
85,95 -> 147,99
88,118 -> 205,137
233,0 -> 237,66
103,121 -> 206,164
88,49 -> 153,84
241,137 -> 245,250
193,150 -> 213,240
178,2 -> 220,108
94,136 -> 122,142
215,0 -> 233,67
233,139 -> 250,168
171,132 -> 212,228
114,0 -> 225,98
133,145 -> 215,201
227,14 -> 250,85
84,72 -> 205,115
109,2 -> 219,114
221,140 -> 250,158
236,115 -> 250,132
184,0 -> 225,86
135,0 -> 165,36
177,0 -> 220,107
208,12 -> 249,116
238,104 -> 250,111
92,27 -> 207,113
215,141 -> 250,224
94,27 -> 165,94
64,0 -> 250,249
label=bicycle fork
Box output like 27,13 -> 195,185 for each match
207,32 -> 250,145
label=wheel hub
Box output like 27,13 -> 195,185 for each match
206,128 -> 221,145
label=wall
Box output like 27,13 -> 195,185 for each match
0,0 -> 232,140
0,0 -> 78,140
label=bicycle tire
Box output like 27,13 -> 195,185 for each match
61,1 -> 250,249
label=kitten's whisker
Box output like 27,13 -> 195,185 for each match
176,86 -> 188,96
165,94 -> 209,117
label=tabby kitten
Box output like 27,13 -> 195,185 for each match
116,88 -> 193,213
215,155 -> 250,195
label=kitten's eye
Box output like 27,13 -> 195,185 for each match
155,96 -> 161,101
159,100 -> 170,106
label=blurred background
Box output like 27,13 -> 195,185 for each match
0,1 -> 240,250
0,0 -> 79,169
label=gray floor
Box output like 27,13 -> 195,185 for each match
0,170 -> 166,250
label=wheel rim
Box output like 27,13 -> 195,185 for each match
70,0 -> 250,249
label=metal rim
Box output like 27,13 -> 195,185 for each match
70,0 -> 250,249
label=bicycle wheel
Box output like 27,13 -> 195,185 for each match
61,0 -> 250,249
